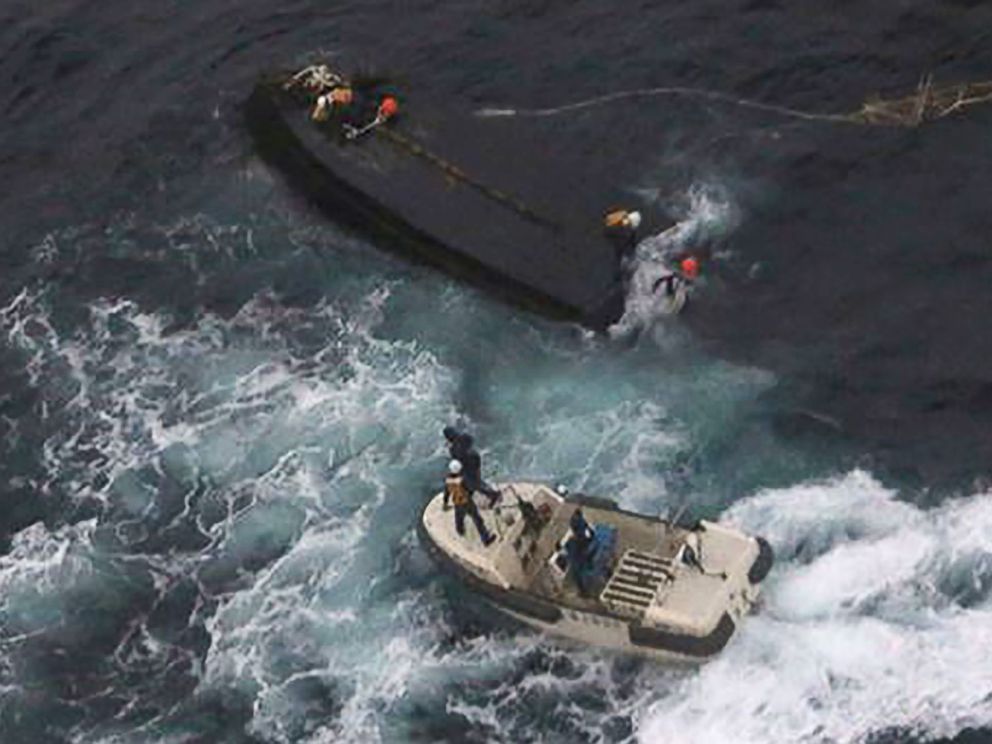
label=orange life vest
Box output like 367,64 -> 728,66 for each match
445,475 -> 470,507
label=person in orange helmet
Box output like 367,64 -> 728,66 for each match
603,208 -> 643,262
311,86 -> 354,122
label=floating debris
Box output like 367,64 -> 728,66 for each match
850,76 -> 992,126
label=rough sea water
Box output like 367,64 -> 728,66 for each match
2,1 -> 992,742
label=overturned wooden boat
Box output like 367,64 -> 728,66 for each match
244,62 -> 676,328
418,482 -> 773,661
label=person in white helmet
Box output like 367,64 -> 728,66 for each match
442,426 -> 501,507
443,459 -> 495,546
603,208 -> 643,263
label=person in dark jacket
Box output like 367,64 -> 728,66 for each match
443,426 -> 502,507
443,459 -> 495,546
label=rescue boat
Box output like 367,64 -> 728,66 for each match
418,482 -> 773,661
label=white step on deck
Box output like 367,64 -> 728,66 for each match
600,550 -> 675,618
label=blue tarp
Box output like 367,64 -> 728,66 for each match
569,524 -> 617,594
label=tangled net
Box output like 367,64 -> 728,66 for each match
850,76 -> 992,126
476,75 -> 992,128
282,64 -> 348,93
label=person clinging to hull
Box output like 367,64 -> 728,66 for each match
300,66 -> 400,141
603,208 -> 643,263
443,459 -> 495,546
653,254 -> 701,297
311,85 -> 354,122
443,426 -> 502,507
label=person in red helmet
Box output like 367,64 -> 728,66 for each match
378,95 -> 399,121
654,254 -> 701,297
311,85 -> 354,122
344,94 -> 400,140
680,256 -> 700,280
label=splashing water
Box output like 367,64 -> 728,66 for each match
2,208 -> 990,744
611,185 -> 738,337
639,471 -> 992,744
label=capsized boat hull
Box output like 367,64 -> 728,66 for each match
418,482 -> 773,661
244,67 -> 675,328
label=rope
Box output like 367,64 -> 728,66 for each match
377,127 -> 561,230
476,85 -> 858,124
283,64 -> 560,229
476,77 -> 992,128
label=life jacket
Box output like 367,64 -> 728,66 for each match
604,209 -> 632,229
445,474 -> 470,507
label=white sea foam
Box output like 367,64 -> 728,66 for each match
5,216 -> 990,744
1,267 -> 463,742
637,471 -> 992,744
0,249 -> 782,743
0,519 -> 99,637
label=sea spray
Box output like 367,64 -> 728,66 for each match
638,471 -> 992,744
611,184 -> 738,336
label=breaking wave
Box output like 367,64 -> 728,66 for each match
639,470 -> 992,744
2,217 -> 989,744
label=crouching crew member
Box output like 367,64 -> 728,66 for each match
311,86 -> 354,122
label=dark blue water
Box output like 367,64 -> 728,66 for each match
2,2 -> 992,742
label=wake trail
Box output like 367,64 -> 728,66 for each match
639,470 -> 992,744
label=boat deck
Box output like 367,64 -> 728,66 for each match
523,502 -> 683,613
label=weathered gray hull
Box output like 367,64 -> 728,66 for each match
244,77 -> 659,327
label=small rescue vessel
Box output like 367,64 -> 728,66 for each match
418,483 -> 773,661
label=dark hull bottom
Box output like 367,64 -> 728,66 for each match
244,79 -> 656,328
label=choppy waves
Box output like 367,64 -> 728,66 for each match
2,219 -> 990,744
640,471 -> 992,744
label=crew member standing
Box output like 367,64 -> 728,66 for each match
603,208 -> 643,263
443,426 -> 502,507
443,460 -> 495,546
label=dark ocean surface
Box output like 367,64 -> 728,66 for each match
2,1 -> 991,742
